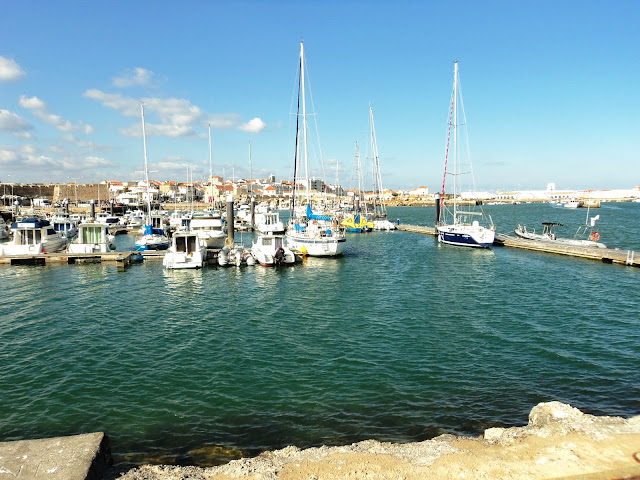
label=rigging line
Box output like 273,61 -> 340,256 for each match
456,77 -> 477,189
303,54 -> 327,183
440,88 -> 455,213
291,54 -> 302,220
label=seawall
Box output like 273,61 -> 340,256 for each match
113,402 -> 640,480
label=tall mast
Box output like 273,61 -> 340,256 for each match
208,124 -> 213,209
369,104 -> 386,215
355,140 -> 362,212
453,61 -> 458,225
140,103 -> 152,223
300,41 -> 310,205
248,141 -> 252,195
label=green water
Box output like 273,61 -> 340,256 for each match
1,203 -> 638,468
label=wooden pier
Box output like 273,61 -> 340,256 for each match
0,251 -> 136,269
397,224 -> 640,267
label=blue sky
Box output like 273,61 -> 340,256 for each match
1,0 -> 638,191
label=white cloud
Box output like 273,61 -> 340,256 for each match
238,117 -> 266,133
0,56 -> 25,82
113,67 -> 155,88
0,109 -> 34,135
19,95 -> 94,133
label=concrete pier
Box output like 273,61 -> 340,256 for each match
0,432 -> 111,480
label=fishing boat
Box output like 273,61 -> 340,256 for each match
162,231 -> 207,269
285,42 -> 346,257
134,103 -> 170,252
436,61 -> 495,248
251,234 -> 296,266
67,222 -> 116,253
51,216 -> 78,240
340,214 -> 373,233
1,218 -> 68,255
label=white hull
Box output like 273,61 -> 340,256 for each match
251,234 -> 296,266
163,233 -> 207,269
514,226 -> 606,249
437,223 -> 495,248
286,232 -> 346,256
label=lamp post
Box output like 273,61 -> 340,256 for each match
68,176 -> 82,206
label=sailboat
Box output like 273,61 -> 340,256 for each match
285,41 -> 346,257
135,103 -> 170,252
436,61 -> 495,248
368,105 -> 396,231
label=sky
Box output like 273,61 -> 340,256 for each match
0,0 -> 638,192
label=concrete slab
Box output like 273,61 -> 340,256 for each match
0,432 -> 111,480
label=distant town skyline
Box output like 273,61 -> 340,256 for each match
1,1 -> 638,192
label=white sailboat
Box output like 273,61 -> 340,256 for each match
437,61 -> 495,248
135,103 -> 170,252
285,41 -> 346,257
368,105 -> 396,231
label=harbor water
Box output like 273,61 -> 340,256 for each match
1,203 -> 638,467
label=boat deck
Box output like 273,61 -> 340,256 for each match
397,224 -> 639,268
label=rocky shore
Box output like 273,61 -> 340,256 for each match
113,402 -> 640,480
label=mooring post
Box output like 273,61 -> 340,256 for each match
226,194 -> 234,245
250,196 -> 255,231
90,200 -> 95,221
435,193 -> 441,226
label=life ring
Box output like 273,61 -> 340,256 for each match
224,237 -> 233,246
589,231 -> 600,241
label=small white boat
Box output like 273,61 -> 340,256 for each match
68,222 -> 116,253
1,218 -> 68,255
190,213 -> 226,249
163,231 -> 207,269
135,225 -> 170,251
255,211 -> 286,234
51,217 -> 78,240
515,222 -> 606,249
251,234 -> 296,266
218,242 -> 255,267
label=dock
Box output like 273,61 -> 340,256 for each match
397,224 -> 640,267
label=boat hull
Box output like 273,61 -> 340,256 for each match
286,234 -> 346,256
437,225 -> 495,248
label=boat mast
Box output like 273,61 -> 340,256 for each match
140,103 -> 152,224
248,141 -> 252,196
369,104 -> 386,216
453,61 -> 458,225
208,124 -> 213,210
300,41 -> 310,207
355,140 -> 362,212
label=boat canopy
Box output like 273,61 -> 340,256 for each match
306,204 -> 333,222
12,218 -> 50,229
142,224 -> 166,236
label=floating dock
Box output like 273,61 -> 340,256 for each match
397,224 -> 639,267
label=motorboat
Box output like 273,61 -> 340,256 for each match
163,231 -> 206,269
251,234 -> 296,266
218,241 -> 255,267
190,212 -> 226,249
255,211 -> 286,234
514,222 -> 606,249
1,218 -> 68,255
68,222 -> 116,253
51,216 -> 78,240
